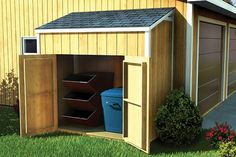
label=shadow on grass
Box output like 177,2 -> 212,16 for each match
150,130 -> 216,155
32,132 -> 80,138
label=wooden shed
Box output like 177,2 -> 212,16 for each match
19,8 -> 175,153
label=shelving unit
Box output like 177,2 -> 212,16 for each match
62,72 -> 114,127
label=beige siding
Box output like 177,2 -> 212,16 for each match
40,32 -> 145,56
0,0 -> 187,105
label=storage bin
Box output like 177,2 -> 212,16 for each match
101,88 -> 123,133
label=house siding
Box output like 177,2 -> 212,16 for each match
0,0 -> 187,105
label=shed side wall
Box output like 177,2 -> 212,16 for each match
150,21 -> 173,141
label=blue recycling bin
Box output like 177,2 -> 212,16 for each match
101,88 -> 123,133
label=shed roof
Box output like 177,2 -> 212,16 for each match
37,8 -> 174,30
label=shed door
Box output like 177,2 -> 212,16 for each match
123,57 -> 149,153
198,22 -> 224,114
19,55 -> 58,136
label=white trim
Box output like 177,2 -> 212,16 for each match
144,31 -> 151,57
188,0 -> 236,15
222,26 -> 228,101
21,36 -> 40,55
149,10 -> 175,30
195,16 -> 227,106
36,33 -> 40,54
36,27 -> 150,34
198,16 -> 227,26
185,3 -> 193,97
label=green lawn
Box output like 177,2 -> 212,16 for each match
0,106 -> 218,157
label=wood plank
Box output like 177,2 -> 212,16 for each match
127,33 -> 138,56
153,0 -> 160,8
79,34 -> 88,54
88,34 -> 97,55
117,33 -> 127,56
90,0 -> 96,11
68,0 -> 74,12
56,0 -> 62,18
107,33 -> 117,55
114,0 -> 121,10
169,0 -> 175,7
127,0 -> 134,9
161,0 -> 169,7
138,33 -> 145,56
63,0 -> 69,15
97,33 -> 107,55
73,0 -> 79,11
107,0 -> 114,10
61,34 -> 70,54
139,0 -> 147,9
102,0 -> 108,10
79,0 -> 85,12
53,34 -> 62,54
0,0 -> 3,104
70,34 -> 79,54
121,0 -> 127,9
134,0 -> 140,9
40,34 -> 46,54
45,34 -> 54,54
147,0 -> 153,8
96,0 -> 102,11
84,0 -> 90,11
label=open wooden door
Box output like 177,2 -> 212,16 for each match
123,57 -> 150,153
19,55 -> 58,136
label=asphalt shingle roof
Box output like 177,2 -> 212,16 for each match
37,8 -> 174,29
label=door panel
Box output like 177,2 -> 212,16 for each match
198,22 -> 224,114
228,28 -> 236,96
19,55 -> 58,136
123,57 -> 149,153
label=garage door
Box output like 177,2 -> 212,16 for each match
228,28 -> 236,96
198,22 -> 224,114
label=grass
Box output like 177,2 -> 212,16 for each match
0,106 -> 218,157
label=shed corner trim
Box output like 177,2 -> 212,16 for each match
149,9 -> 175,30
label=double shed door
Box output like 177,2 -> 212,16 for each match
19,55 -> 150,153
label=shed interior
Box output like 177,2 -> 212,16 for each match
56,55 -> 124,139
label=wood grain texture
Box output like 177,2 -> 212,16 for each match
123,56 -> 149,153
19,55 -> 58,136
150,21 -> 173,141
0,0 -> 187,105
40,32 -> 145,56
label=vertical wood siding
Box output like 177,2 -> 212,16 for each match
0,0 -> 187,105
150,21 -> 173,140
40,32 -> 145,56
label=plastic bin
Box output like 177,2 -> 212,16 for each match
101,88 -> 123,133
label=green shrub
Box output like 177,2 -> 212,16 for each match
155,89 -> 202,145
219,142 -> 236,157
0,69 -> 18,106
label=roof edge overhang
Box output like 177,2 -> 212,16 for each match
188,0 -> 236,19
35,9 -> 175,34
